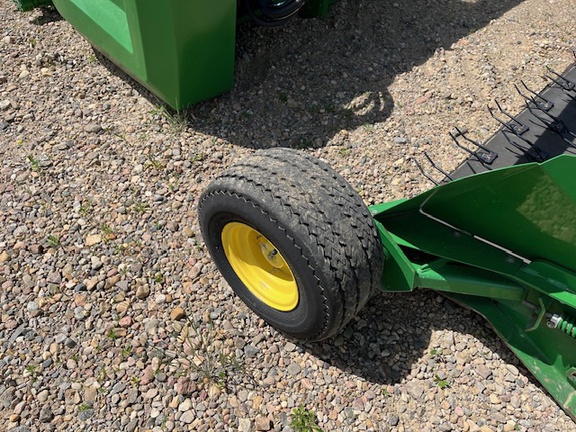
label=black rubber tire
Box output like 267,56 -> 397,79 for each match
198,148 -> 384,341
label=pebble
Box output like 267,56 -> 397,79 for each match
238,418 -> 252,432
84,123 -> 102,133
85,234 -> 102,246
287,363 -> 301,376
136,285 -> 150,299
0,251 -> 10,262
170,307 -> 186,320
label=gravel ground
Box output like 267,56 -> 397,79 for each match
1,0 -> 576,431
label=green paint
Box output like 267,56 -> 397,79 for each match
50,0 -> 237,109
372,155 -> 576,420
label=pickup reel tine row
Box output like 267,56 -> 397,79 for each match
414,65 -> 576,184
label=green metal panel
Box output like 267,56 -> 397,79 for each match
371,217 -> 416,292
375,155 -> 576,276
51,0 -> 237,110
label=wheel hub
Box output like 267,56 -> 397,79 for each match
221,222 -> 298,311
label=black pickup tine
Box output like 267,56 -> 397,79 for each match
544,66 -> 576,91
526,104 -> 576,149
527,105 -> 563,132
488,101 -> 529,135
454,127 -> 499,159
450,131 -> 497,165
412,158 -> 439,185
526,103 -> 568,134
515,81 -> 554,111
423,152 -> 454,181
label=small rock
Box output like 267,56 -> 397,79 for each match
244,345 -> 260,357
37,389 -> 49,403
176,378 -> 196,396
85,234 -> 102,246
255,417 -> 272,431
287,363 -> 301,376
85,277 -> 99,290
84,386 -> 97,404
0,251 -> 10,263
119,316 -> 132,327
39,406 -> 54,423
78,408 -> 95,421
64,338 -> 77,348
178,398 -> 193,411
136,285 -> 150,299
29,244 -> 44,254
180,410 -> 195,424
84,123 -> 102,133
170,307 -> 186,320
13,225 -> 28,236
47,271 -> 62,284
238,418 -> 252,432
116,300 -> 130,314
475,364 -> 492,380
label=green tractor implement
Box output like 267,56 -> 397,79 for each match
199,65 -> 576,421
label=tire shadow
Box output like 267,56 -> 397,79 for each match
299,289 -> 537,389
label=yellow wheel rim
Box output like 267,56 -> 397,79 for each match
222,222 -> 298,311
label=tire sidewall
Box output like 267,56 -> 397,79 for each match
200,192 -> 330,340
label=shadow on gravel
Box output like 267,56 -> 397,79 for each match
50,0 -> 526,149
186,0 -> 526,149
30,6 -> 64,25
299,289 -> 539,389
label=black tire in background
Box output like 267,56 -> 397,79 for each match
198,148 -> 384,341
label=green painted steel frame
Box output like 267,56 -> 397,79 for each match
51,0 -> 237,110
370,155 -> 576,421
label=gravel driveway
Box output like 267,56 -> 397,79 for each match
1,0 -> 575,430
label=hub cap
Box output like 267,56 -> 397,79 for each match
221,222 -> 298,311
